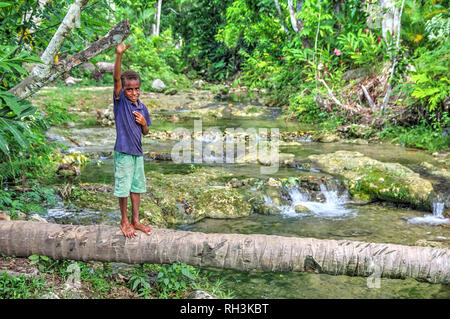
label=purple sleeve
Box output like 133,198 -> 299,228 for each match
144,106 -> 151,127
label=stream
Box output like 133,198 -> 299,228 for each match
41,88 -> 450,299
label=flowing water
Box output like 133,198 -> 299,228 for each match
41,90 -> 450,299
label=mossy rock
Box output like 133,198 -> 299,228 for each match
144,168 -> 252,225
308,151 -> 434,210
164,88 -> 178,95
312,132 -> 340,143
247,192 -> 282,215
348,124 -> 372,138
294,204 -> 311,214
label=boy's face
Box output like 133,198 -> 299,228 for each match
123,79 -> 140,103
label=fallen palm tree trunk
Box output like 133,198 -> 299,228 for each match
0,221 -> 448,284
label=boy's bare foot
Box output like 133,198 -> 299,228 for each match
120,221 -> 136,238
132,221 -> 152,235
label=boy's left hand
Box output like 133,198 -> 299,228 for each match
133,111 -> 147,126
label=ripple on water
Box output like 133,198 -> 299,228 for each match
45,200 -> 120,226
200,268 -> 450,299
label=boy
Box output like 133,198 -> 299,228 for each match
113,41 -> 152,238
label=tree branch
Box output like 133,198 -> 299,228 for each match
9,19 -> 131,100
361,84 -> 376,108
287,0 -> 311,48
319,79 -> 343,108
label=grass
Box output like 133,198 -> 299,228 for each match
0,255 -> 234,299
379,123 -> 450,152
0,272 -> 49,299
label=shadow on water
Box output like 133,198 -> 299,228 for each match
200,267 -> 450,299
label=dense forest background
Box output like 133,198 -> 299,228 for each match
0,0 -> 449,189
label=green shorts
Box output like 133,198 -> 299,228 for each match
114,151 -> 146,197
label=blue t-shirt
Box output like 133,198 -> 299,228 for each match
113,89 -> 151,156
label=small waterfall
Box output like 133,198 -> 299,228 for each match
264,184 -> 356,219
407,200 -> 449,225
432,202 -> 445,218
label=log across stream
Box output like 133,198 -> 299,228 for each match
0,220 -> 448,284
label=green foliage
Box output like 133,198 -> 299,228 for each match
0,271 -> 48,299
337,29 -> 386,68
129,271 -> 151,297
0,186 -> 56,217
0,254 -> 233,299
111,2 -> 189,89
425,12 -> 450,44
28,254 -> 58,273
166,0 -> 236,81
334,0 -> 367,34
123,30 -> 187,90
379,114 -> 450,152
409,44 -> 450,112
0,45 -> 41,88
0,111 -> 55,188
0,93 -> 35,155
401,0 -> 448,48
0,89 -> 55,186
156,262 -> 197,295
288,92 -> 324,123
238,50 -> 280,89
0,46 -> 44,164
298,0 -> 335,40
127,262 -> 218,299
41,100 -> 77,125
0,0 -> 112,87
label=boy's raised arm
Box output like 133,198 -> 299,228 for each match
114,41 -> 131,99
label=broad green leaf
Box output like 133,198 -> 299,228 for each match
182,268 -> 195,280
0,133 -> 10,154
0,117 -> 30,150
132,279 -> 140,291
0,93 -> 23,116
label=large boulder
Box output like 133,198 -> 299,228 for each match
97,62 -> 114,74
152,79 -> 166,91
64,76 -> 82,86
141,169 -> 252,225
308,151 -> 435,210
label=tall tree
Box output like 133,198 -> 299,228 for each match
8,0 -> 130,100
379,0 -> 403,43
380,0 -> 406,114
286,0 -> 311,48
153,0 -> 162,36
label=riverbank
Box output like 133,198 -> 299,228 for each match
1,85 -> 449,299
0,254 -> 231,299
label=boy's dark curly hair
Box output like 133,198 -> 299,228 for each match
121,70 -> 141,87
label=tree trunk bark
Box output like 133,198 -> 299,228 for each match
286,0 -> 311,48
156,0 -> 162,36
380,0 -> 405,114
9,20 -> 130,100
379,0 -> 402,44
274,0 -> 290,35
0,221 -> 448,284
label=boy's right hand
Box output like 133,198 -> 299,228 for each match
115,41 -> 131,55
